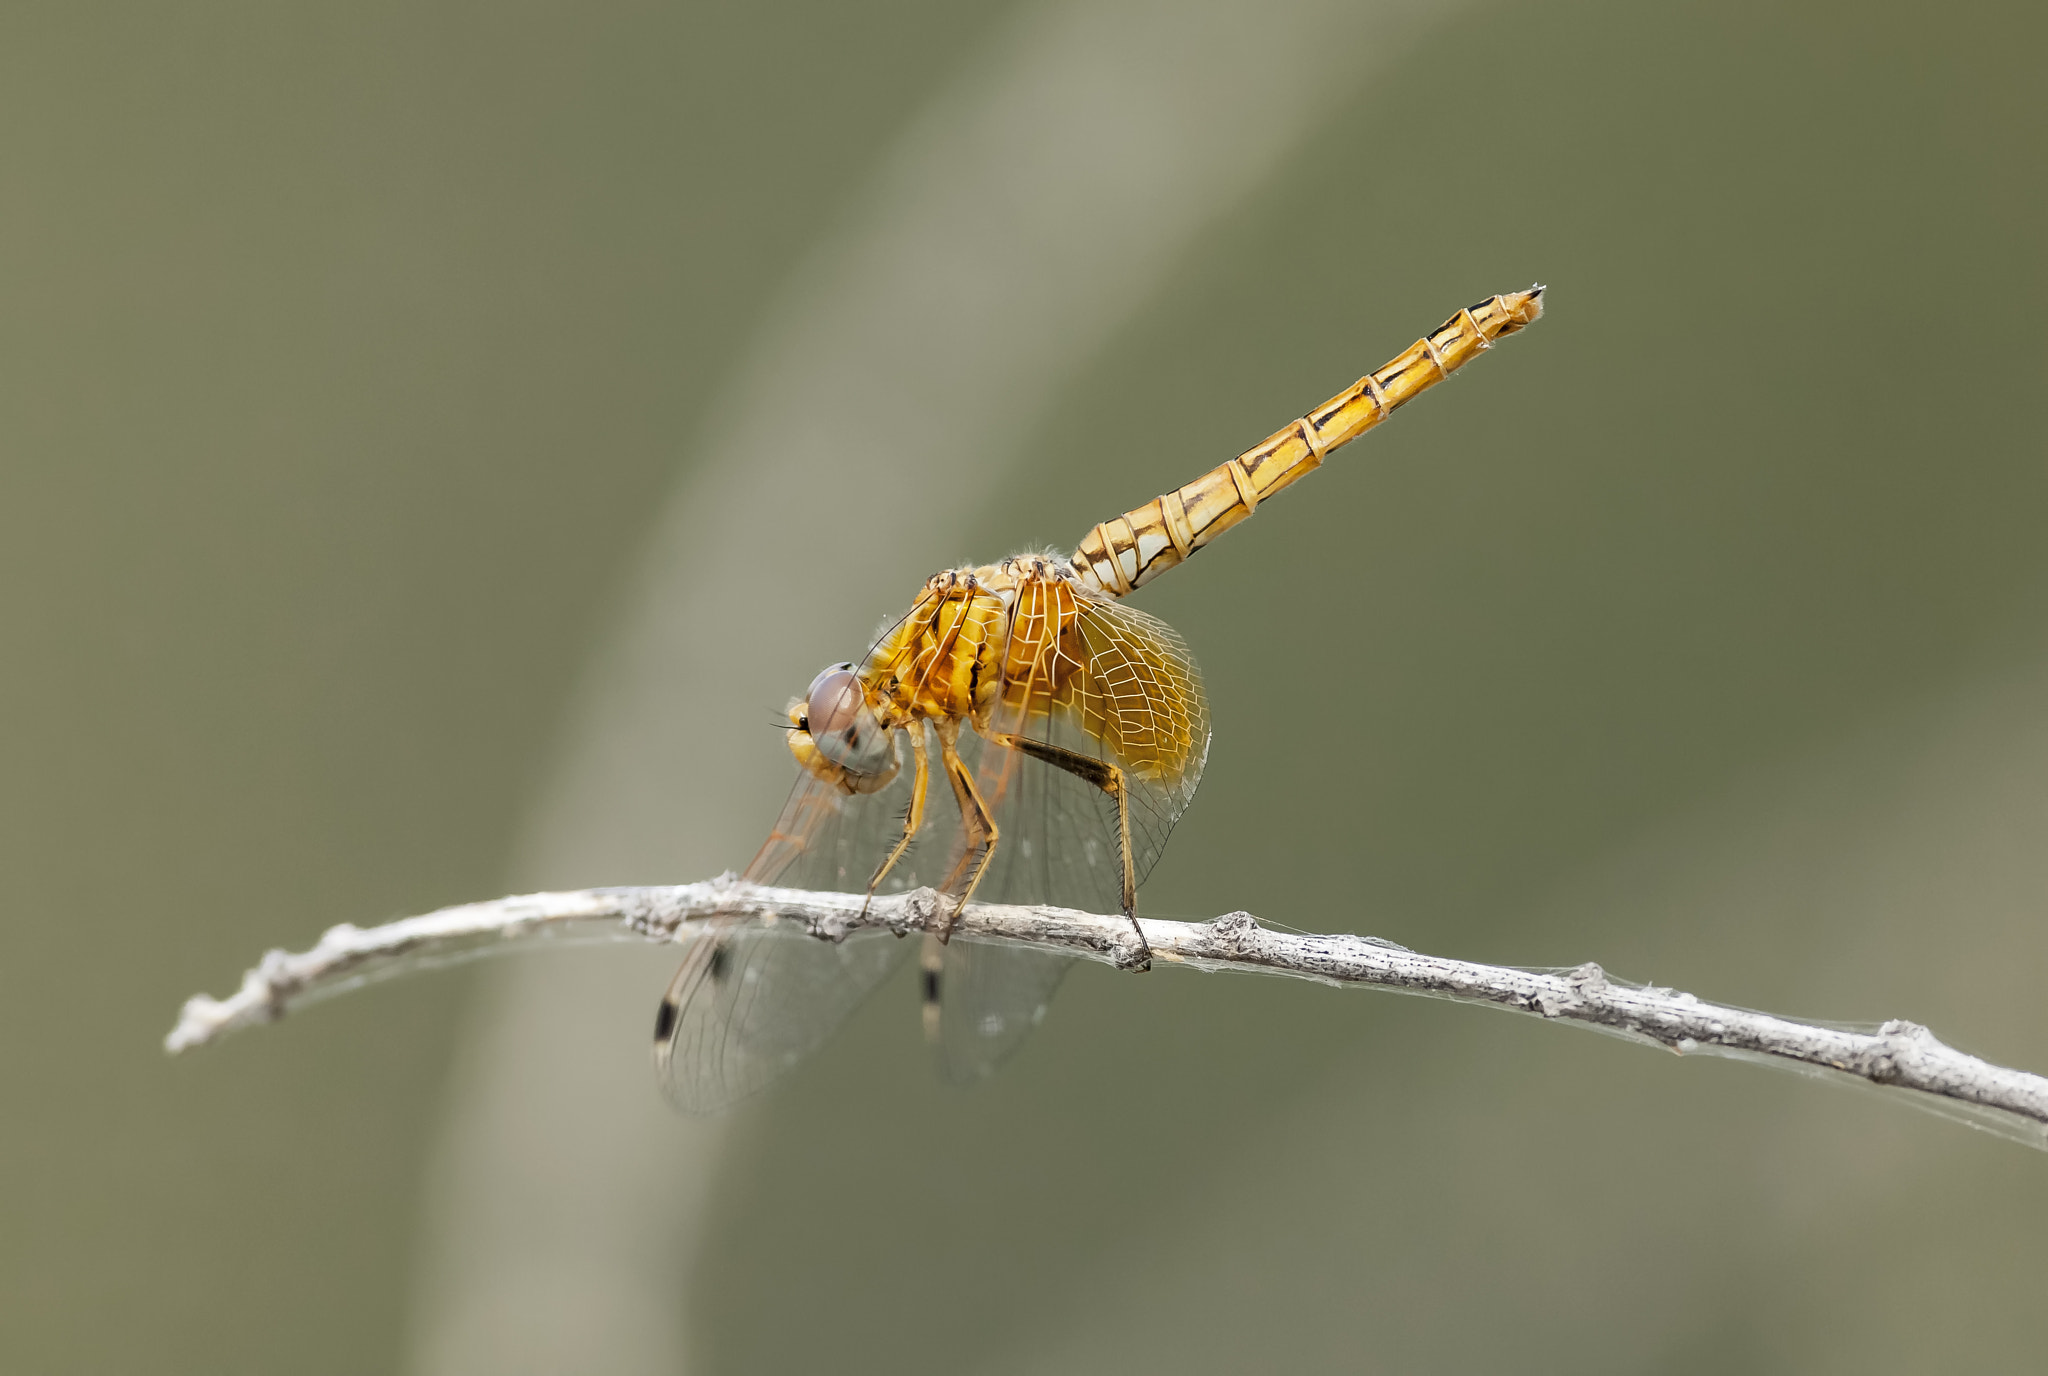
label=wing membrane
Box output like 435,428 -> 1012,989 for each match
655,764 -> 921,1113
926,933 -> 1073,1085
928,587 -> 1211,1082
1065,594 -> 1210,882
925,724 -> 1102,1083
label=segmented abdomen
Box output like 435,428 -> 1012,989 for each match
1070,287 -> 1544,597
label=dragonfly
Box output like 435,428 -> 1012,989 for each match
654,287 -> 1545,1111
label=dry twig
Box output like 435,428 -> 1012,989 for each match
165,877 -> 2048,1149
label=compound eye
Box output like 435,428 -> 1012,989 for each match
805,663 -> 892,775
804,664 -> 861,737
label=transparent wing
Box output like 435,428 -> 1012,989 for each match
927,587 -> 1211,1082
923,930 -> 1072,1085
924,725 -> 1100,1083
655,910 -> 908,1114
654,761 -> 923,1114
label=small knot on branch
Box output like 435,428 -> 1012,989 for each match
898,887 -> 943,938
619,887 -> 694,939
1862,1020 -> 1942,1084
253,949 -> 298,1016
1209,911 -> 1262,956
807,909 -> 852,943
1533,964 -> 1612,1018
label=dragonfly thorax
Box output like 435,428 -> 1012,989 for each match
876,559 -> 1091,729
782,557 -> 1095,793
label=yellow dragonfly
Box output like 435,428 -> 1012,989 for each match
655,287 -> 1545,1111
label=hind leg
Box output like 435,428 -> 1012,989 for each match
983,731 -> 1148,970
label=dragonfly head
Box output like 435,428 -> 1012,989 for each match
788,662 -> 899,794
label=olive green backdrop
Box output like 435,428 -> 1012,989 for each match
5,1 -> 2045,1372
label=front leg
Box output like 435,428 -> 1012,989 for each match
861,721 -> 930,916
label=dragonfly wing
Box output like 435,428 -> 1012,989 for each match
928,934 -> 1073,1084
913,726 -> 1101,1082
1062,593 -> 1211,887
655,765 -> 925,1114
656,914 -> 908,1114
920,594 -> 1211,1079
659,917 -> 909,1113
956,720 -> 1127,912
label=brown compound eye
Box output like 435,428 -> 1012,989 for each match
805,663 -> 860,738
804,662 -> 893,776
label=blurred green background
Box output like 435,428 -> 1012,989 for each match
5,0 -> 2046,1371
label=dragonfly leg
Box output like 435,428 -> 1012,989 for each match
932,720 -> 999,942
985,732 -> 1150,970
918,721 -> 1001,1042
861,721 -> 930,917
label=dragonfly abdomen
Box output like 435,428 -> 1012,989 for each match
1070,287 -> 1544,597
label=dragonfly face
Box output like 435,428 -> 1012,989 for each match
787,662 -> 900,795
654,288 -> 1544,1113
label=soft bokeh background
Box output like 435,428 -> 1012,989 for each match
6,0 -> 2045,1371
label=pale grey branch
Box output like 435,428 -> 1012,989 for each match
166,877 -> 2048,1150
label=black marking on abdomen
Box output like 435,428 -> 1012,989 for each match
653,997 -> 678,1045
921,967 -> 941,1005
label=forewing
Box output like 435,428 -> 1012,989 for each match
654,765 -> 923,1114
655,914 -> 907,1113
